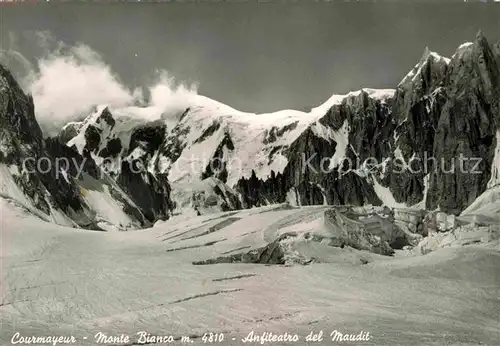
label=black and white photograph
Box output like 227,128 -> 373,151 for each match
1,1 -> 499,345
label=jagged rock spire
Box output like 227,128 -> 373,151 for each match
476,29 -> 486,42
472,29 -> 494,57
420,46 -> 432,63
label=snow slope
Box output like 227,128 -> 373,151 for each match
1,199 -> 499,345
461,185 -> 500,220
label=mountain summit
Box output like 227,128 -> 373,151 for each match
1,32 -> 500,229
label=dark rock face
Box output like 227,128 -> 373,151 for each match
427,33 -> 500,214
0,64 -> 82,222
383,50 -> 450,207
329,91 -> 395,161
235,93 -> 390,209
48,136 -> 149,227
236,170 -> 287,208
73,116 -> 175,222
98,138 -> 122,158
263,121 -> 299,145
116,165 -> 173,222
97,107 -> 115,127
0,65 -> 127,229
201,131 -> 234,183
233,34 -> 500,215
211,182 -> 242,211
129,121 -> 166,154
381,34 -> 500,215
0,63 -> 157,229
158,120 -> 190,168
43,138 -> 97,212
193,120 -> 221,144
192,233 -> 292,265
84,125 -> 102,152
58,123 -> 80,144
119,122 -> 174,221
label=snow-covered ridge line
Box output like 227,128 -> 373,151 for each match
51,35 -> 500,219
62,88 -> 395,176
58,86 -> 397,215
311,88 -> 395,116
68,87 -> 395,133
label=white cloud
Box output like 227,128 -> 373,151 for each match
1,31 -> 198,136
29,44 -> 137,134
148,70 -> 198,118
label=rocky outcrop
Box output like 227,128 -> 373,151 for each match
428,32 -> 500,214
0,64 -> 148,230
200,131 -> 234,183
242,32 -> 500,216
61,109 -> 175,222
171,177 -> 242,215
192,233 -> 290,265
236,91 -> 393,209
384,49 -> 449,206
115,121 -> 174,221
292,34 -> 498,215
0,64 -> 89,227
61,32 -> 500,220
323,206 -> 409,256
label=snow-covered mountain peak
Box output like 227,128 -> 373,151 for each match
458,41 -> 474,51
186,94 -> 243,115
2,31 -> 500,226
39,33 -> 500,218
67,87 -> 397,151
56,86 -> 402,215
398,47 -> 450,87
451,42 -> 476,61
172,89 -> 395,132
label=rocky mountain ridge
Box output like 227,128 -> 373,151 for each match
1,31 -> 499,230
0,65 -> 153,230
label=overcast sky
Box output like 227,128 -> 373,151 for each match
1,2 -> 500,113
